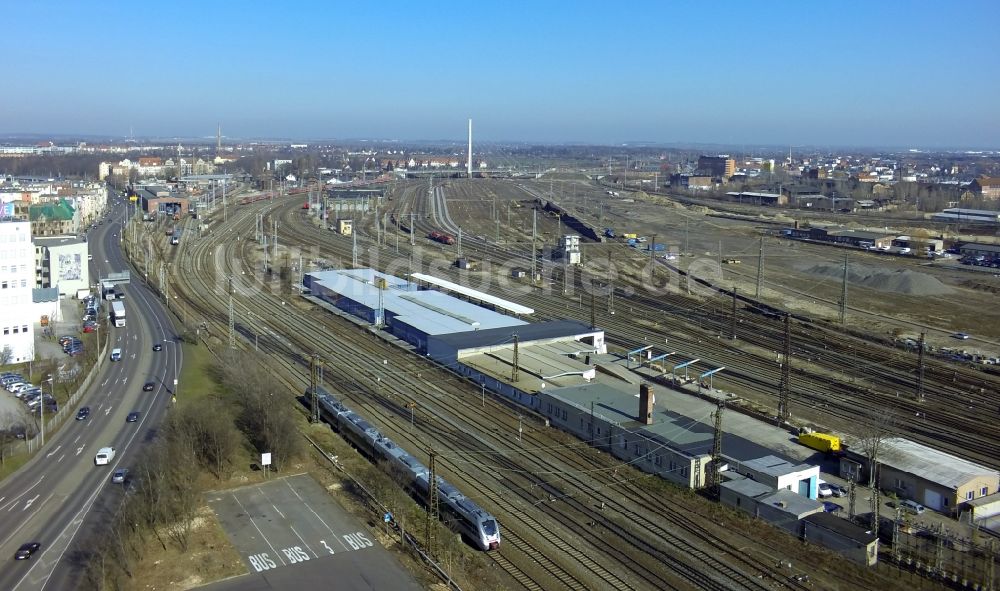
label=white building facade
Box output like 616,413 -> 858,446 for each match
34,236 -> 90,296
0,221 -> 37,363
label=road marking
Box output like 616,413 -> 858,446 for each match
0,476 -> 45,512
281,480 -> 347,550
122,377 -> 128,385
23,495 -> 40,511
76,446 -> 84,455
272,504 -> 286,519
73,435 -> 81,444
57,454 -> 65,463
288,526 -> 318,558
231,493 -> 286,566
45,445 -> 62,458
101,379 -> 109,387
105,407 -> 112,415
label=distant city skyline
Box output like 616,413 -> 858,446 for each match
4,1 -> 998,148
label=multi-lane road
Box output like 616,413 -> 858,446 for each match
0,198 -> 181,590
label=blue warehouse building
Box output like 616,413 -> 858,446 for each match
304,269 -> 529,351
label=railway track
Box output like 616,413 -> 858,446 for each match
383,179 -> 1000,469
157,196 -> 843,589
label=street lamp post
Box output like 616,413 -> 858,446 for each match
40,375 -> 52,447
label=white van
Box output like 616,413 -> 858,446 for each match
110,348 -> 122,362
899,499 -> 925,515
94,447 -> 116,466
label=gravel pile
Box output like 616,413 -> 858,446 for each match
796,262 -> 955,296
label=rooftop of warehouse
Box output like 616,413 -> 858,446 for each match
738,455 -> 813,477
720,474 -> 774,498
460,343 -> 595,391
875,437 -> 999,489
428,319 -> 599,352
546,381 -> 800,462
308,269 -> 526,335
803,513 -> 877,543
758,489 -> 823,516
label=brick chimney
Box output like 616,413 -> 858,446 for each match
639,383 -> 654,425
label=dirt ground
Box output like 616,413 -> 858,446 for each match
448,178 -> 1000,358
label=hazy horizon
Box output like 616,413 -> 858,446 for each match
4,0 -> 998,149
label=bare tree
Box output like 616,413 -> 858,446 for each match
0,345 -> 12,367
855,409 -> 900,530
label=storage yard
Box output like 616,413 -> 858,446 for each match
137,177 -> 1000,590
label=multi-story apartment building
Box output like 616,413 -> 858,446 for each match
697,155 -> 736,181
28,198 -> 79,237
34,235 -> 89,297
0,220 -> 36,363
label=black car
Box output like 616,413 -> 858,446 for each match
126,411 -> 140,423
14,542 -> 40,560
142,382 -> 155,392
76,407 -> 91,420
152,343 -> 163,352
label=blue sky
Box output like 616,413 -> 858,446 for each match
3,1 -> 998,147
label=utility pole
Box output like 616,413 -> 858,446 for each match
511,334 -> 519,383
590,290 -> 596,329
409,212 -> 415,246
709,399 -> 725,496
228,295 -> 235,349
425,449 -> 439,557
352,225 -> 358,267
684,218 -> 689,255
777,313 -> 791,424
607,252 -> 615,314
755,236 -> 764,298
310,354 -> 321,423
916,332 -> 926,401
457,226 -> 463,259
839,252 -> 849,324
650,233 -> 657,264
847,476 -> 856,520
730,287 -> 737,340
530,209 -> 537,283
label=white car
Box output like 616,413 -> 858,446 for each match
818,482 -> 834,498
94,447 -> 116,466
110,348 -> 122,362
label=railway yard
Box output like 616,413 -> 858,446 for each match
132,177 -> 1000,590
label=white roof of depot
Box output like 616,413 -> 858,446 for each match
409,273 -> 534,315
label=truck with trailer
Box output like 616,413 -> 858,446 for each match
111,301 -> 126,327
798,431 -> 842,454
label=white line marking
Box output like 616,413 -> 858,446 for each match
289,526 -> 318,558
0,476 -> 45,512
281,480 -> 348,551
23,494 -> 39,510
230,493 -> 286,566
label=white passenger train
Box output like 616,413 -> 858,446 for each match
311,388 -> 500,551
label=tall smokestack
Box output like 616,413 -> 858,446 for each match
467,118 -> 473,178
639,383 -> 654,425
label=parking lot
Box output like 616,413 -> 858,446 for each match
207,473 -> 421,590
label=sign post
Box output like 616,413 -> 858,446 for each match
261,452 -> 272,479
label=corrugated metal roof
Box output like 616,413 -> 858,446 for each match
879,437 -> 999,489
410,272 -> 534,315
308,269 -> 525,336
427,319 -> 595,351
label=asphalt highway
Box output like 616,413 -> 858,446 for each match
0,196 -> 181,590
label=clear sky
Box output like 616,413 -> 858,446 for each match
4,0 -> 998,148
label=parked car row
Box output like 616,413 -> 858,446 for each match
1,372 -> 56,412
59,335 -> 84,357
960,255 -> 1000,268
82,296 -> 100,333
